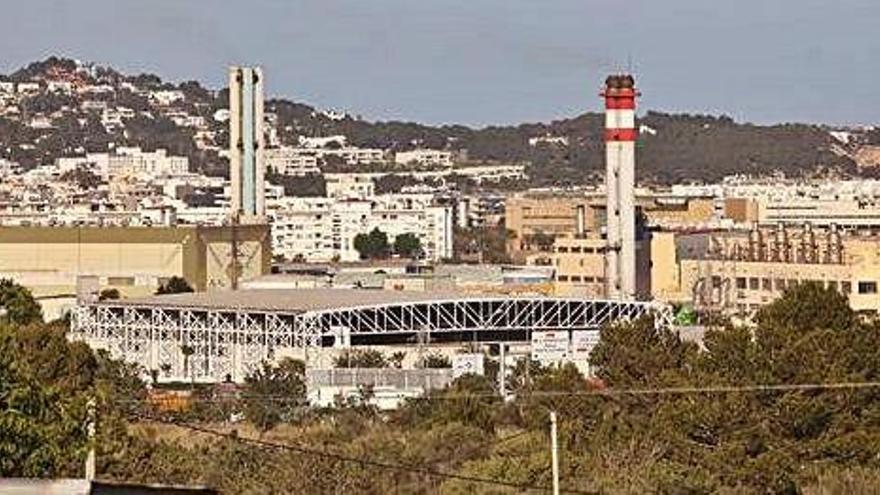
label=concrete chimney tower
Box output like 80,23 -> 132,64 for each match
602,74 -> 639,299
229,66 -> 265,223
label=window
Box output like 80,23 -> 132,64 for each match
736,277 -> 746,289
827,280 -> 838,291
557,275 -> 569,282
557,247 -> 569,253
842,281 -> 852,294
858,281 -> 877,294
108,276 -> 135,286
749,277 -> 759,290
571,247 -> 582,253
762,278 -> 772,291
571,276 -> 582,282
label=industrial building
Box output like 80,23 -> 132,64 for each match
651,225 -> 880,314
0,224 -> 271,318
505,193 -> 715,262
70,288 -> 669,382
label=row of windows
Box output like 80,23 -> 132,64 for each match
732,277 -> 876,295
557,275 -> 605,283
556,246 -> 604,254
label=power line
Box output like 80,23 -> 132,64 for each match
133,412 -> 594,494
119,380 -> 880,405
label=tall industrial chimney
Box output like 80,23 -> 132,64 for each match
229,66 -> 266,223
602,74 -> 639,299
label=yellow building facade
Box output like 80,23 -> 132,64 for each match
0,225 -> 272,312
652,226 -> 880,314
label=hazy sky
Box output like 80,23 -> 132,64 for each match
1,0 -> 877,127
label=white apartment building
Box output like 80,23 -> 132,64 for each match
671,178 -> 880,229
110,147 -> 189,177
322,147 -> 387,166
149,90 -> 185,106
298,135 -> 347,148
55,147 -> 188,178
267,145 -> 386,169
264,147 -> 320,175
16,82 -> 40,95
326,175 -> 374,199
394,149 -> 454,168
269,194 -> 453,263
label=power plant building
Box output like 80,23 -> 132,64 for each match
651,225 -> 880,314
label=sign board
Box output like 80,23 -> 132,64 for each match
570,330 -> 601,361
531,331 -> 570,364
330,326 -> 351,348
452,353 -> 485,378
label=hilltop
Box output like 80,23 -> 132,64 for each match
0,57 -> 863,186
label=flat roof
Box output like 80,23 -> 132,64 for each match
110,288 -> 518,313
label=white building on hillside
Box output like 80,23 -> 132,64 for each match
264,147 -> 320,175
394,149 -> 453,168
298,135 -> 347,149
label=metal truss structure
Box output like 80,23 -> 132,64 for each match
70,297 -> 671,383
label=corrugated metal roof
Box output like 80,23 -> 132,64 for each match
109,288 -> 519,313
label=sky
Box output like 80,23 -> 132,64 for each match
0,0 -> 877,127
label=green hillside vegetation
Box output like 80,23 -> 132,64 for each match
0,57 -> 856,187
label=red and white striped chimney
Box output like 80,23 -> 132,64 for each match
602,74 -> 639,299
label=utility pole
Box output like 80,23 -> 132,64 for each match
85,397 -> 96,482
550,411 -> 560,495
498,343 -> 507,400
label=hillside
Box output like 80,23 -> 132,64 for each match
0,57 -> 859,186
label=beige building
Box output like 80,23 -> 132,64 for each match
0,225 -> 271,318
505,193 -> 715,262
505,196 -> 602,262
527,236 -> 607,297
652,225 -> 880,314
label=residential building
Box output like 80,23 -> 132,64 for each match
269,194 -> 453,262
264,147 -> 320,175
394,149 -> 453,168
325,175 -> 374,199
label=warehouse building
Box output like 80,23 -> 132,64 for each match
0,225 -> 271,318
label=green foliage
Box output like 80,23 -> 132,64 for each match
0,278 -> 43,326
156,276 -> 194,295
243,358 -> 307,431
99,288 -> 121,301
353,228 -> 391,260
0,322 -> 145,478
393,233 -> 422,258
333,349 -> 388,368
267,171 -> 327,197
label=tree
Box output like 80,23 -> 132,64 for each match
0,278 -> 42,326
334,349 -> 387,368
243,358 -> 307,431
59,166 -> 101,190
156,276 -> 194,295
98,288 -> 121,301
393,233 -> 422,259
353,228 -> 390,260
